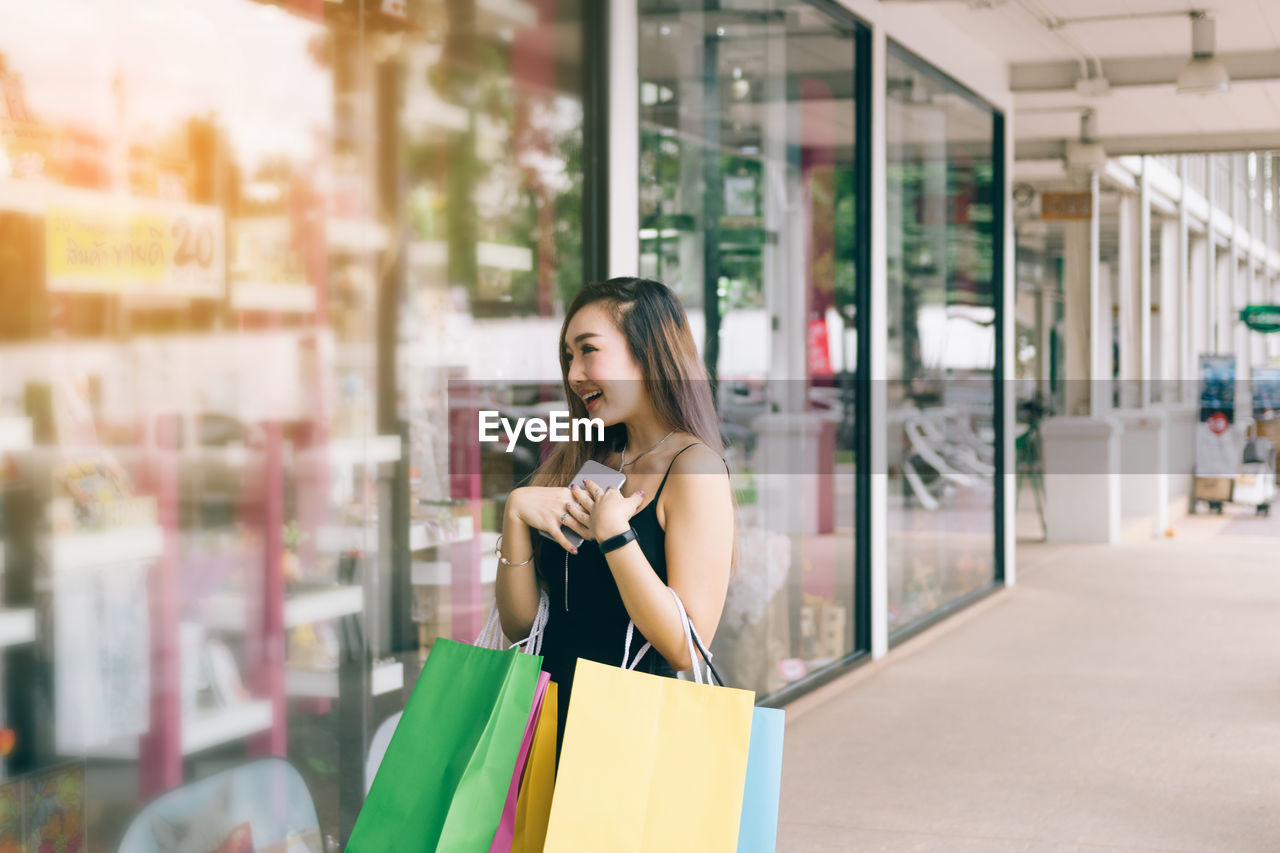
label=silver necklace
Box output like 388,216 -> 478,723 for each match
619,429 -> 675,471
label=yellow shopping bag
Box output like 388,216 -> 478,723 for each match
510,680 -> 557,853
543,657 -> 755,852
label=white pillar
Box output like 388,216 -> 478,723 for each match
1140,163 -> 1153,407
1206,155 -> 1218,352
1216,249 -> 1233,355
1098,260 -> 1114,412
1236,256 -> 1250,385
1267,157 -> 1275,364
1158,216 -> 1180,405
1189,235 -> 1210,363
1063,174 -> 1102,416
1269,159 -> 1279,362
1178,160 -> 1193,403
1228,155 -> 1241,362
1249,158 -> 1262,369
607,0 -> 638,278
868,21 -> 888,661
1117,190 -> 1141,408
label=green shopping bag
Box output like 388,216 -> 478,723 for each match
348,638 -> 544,853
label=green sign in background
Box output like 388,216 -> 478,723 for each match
1240,305 -> 1280,334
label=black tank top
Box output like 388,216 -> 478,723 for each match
534,442 -> 711,759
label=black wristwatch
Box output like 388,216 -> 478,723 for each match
598,527 -> 637,555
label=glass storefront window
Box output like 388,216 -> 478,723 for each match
638,1 -> 864,697
885,43 -> 1001,633
398,0 -> 584,656
0,0 -> 583,848
0,1 -> 392,846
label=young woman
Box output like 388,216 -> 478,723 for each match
494,277 -> 736,756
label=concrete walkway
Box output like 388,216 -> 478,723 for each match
778,512 -> 1280,852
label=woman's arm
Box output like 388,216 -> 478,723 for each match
590,445 -> 733,671
495,498 -> 541,641
496,485 -> 589,640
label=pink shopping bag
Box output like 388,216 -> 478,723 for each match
489,670 -> 551,853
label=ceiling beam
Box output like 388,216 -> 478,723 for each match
1016,130 -> 1280,159
1011,51 -> 1280,92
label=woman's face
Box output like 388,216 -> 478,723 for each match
563,302 -> 647,426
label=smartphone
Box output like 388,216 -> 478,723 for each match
537,459 -> 626,550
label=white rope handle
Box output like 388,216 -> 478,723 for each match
476,602 -> 504,650
622,620 -> 652,671
510,590 -> 550,656
475,589 -> 550,655
667,587 -> 708,685
620,586 -> 713,685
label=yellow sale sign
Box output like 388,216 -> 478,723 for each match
46,200 -> 224,297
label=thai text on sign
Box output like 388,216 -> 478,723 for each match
46,199 -> 225,297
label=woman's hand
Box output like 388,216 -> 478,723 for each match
507,486 -> 589,553
570,479 -> 645,542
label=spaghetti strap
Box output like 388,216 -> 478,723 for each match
651,443 -> 705,502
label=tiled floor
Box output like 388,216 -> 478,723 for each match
778,513 -> 1280,852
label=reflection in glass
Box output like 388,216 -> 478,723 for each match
886,44 -> 999,632
0,0 -> 582,848
399,1 -> 584,655
638,1 -> 862,697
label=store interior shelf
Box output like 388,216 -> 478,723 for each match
317,523 -> 378,553
46,525 -> 165,572
0,608 -> 36,647
285,659 -> 404,700
202,585 -> 364,633
412,553 -> 497,586
408,240 -> 533,271
0,417 -> 33,453
229,281 -> 318,313
327,218 -> 389,254
296,435 -> 401,469
324,516 -> 475,554
184,701 -> 275,754
285,586 -> 363,628
410,515 -> 474,552
84,700 -> 275,760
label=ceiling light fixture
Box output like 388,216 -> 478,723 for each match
1176,11 -> 1230,95
1065,109 -> 1108,174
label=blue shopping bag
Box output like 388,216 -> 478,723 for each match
737,707 -> 786,853
688,625 -> 786,853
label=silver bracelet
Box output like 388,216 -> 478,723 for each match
495,534 -> 534,567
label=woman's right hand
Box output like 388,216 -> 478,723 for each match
507,486 -> 589,554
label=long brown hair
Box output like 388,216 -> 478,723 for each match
529,277 -> 737,565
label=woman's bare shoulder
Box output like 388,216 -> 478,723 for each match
669,439 -> 729,477
657,441 -> 731,529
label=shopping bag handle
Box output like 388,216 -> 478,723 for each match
622,587 -> 727,688
476,588 -> 550,655
688,624 -> 726,688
